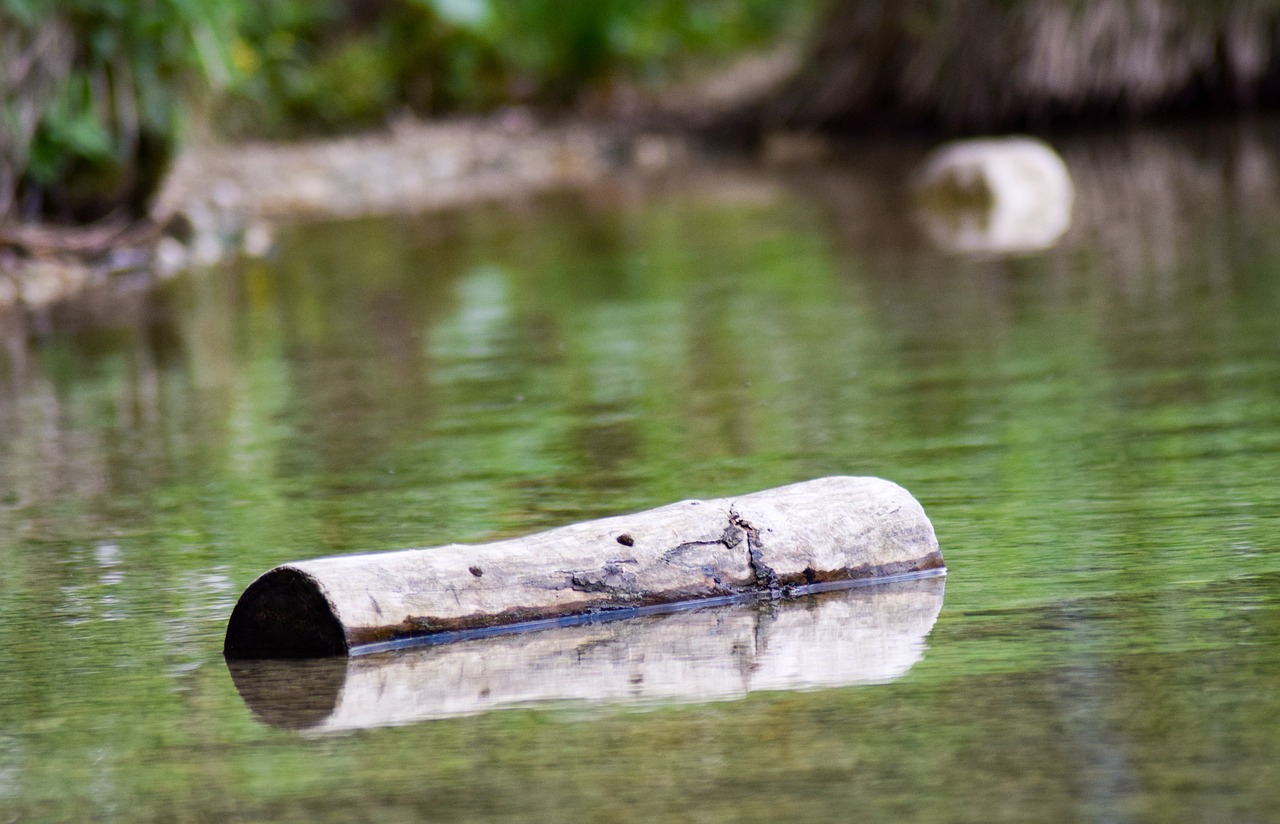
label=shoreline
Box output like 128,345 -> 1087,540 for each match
0,47 -> 805,312
0,113 -> 698,313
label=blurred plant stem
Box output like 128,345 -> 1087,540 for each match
1,0 -> 243,226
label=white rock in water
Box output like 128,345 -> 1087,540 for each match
912,136 -> 1074,256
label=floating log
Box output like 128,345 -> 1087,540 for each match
223,476 -> 944,658
228,575 -> 945,731
911,136 -> 1074,256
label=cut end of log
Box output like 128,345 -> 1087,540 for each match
224,568 -> 348,658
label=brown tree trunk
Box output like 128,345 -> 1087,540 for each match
751,0 -> 1280,134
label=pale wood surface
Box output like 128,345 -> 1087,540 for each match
225,476 -> 943,656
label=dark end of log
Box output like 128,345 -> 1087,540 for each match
224,568 -> 348,658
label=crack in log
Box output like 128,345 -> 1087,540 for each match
732,509 -> 780,595
659,521 -> 744,565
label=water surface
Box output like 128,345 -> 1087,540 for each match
2,122 -> 1280,822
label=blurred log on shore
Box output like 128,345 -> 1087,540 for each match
748,0 -> 1280,133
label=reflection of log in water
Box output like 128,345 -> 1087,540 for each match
227,575 -> 944,732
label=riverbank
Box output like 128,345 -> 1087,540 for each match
0,113 -> 690,314
0,46 -> 803,314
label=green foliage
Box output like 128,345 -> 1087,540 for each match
1,0 -> 245,221
218,0 -> 508,135
2,0 -> 815,221
219,0 -> 819,137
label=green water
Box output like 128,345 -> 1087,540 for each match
2,126 -> 1280,822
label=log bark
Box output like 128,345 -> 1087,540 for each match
224,476 -> 944,658
227,575 -> 945,731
